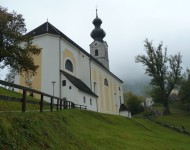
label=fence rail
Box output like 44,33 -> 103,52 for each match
0,80 -> 87,112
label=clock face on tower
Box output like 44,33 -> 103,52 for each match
94,42 -> 98,47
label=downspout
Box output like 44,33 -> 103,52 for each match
59,36 -> 61,99
89,59 -> 92,90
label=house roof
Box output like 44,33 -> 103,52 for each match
60,70 -> 98,97
119,104 -> 130,112
26,21 -> 123,83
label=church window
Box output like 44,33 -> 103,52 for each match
83,97 -> 86,103
62,80 -> 66,86
90,99 -> 92,105
95,49 -> 98,56
104,78 -> 108,86
65,59 -> 73,72
119,87 -> 121,91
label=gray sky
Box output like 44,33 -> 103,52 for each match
1,0 -> 190,83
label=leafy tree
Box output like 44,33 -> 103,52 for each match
4,67 -> 15,88
124,92 -> 143,115
135,39 -> 182,114
179,68 -> 190,111
0,6 -> 41,75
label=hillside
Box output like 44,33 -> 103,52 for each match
152,103 -> 190,129
0,87 -> 50,111
0,109 -> 190,149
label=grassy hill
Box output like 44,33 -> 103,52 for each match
0,87 -> 190,149
0,109 -> 190,149
152,103 -> 190,129
0,87 -> 50,111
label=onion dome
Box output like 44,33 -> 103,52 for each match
90,9 -> 106,43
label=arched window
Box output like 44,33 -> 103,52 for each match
95,49 -> 98,56
65,59 -> 73,72
104,78 -> 108,86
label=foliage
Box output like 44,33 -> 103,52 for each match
179,68 -> 190,111
0,6 -> 41,75
4,67 -> 15,89
0,109 -> 190,149
124,92 -> 143,115
135,39 -> 183,114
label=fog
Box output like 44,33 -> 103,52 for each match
1,0 -> 190,85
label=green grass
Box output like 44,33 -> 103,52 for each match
0,87 -> 190,149
0,87 -> 50,111
0,109 -> 190,150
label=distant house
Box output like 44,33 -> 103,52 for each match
170,87 -> 178,95
119,104 -> 131,118
146,98 -> 154,107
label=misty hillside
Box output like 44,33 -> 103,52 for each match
122,79 -> 150,96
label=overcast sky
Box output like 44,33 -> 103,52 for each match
1,0 -> 190,84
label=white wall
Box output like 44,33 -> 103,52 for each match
61,74 -> 79,104
78,91 -> 97,112
119,111 -> 131,118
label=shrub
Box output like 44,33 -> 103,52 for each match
143,110 -> 155,117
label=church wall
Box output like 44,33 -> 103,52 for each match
60,39 -> 91,88
78,91 -> 97,112
40,36 -> 60,102
61,74 -> 79,104
91,61 -> 123,115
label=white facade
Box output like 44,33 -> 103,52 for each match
119,111 -> 131,118
146,98 -> 154,107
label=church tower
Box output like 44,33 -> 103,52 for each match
90,10 -> 109,70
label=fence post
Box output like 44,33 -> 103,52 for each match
22,90 -> 27,112
40,94 -> 44,112
69,102 -> 71,109
60,100 -> 62,110
51,97 -> 53,112
57,99 -> 59,111
85,106 -> 87,110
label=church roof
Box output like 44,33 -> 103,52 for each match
60,70 -> 98,97
26,22 -> 123,83
119,104 -> 130,112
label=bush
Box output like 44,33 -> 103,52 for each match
124,92 -> 143,115
143,110 -> 155,117
138,105 -> 144,113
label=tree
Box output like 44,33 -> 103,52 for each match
4,67 -> 15,88
135,39 -> 182,114
0,6 -> 41,75
178,68 -> 190,111
124,92 -> 143,115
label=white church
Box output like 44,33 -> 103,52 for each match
15,10 -> 131,118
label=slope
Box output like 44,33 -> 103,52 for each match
0,109 -> 189,150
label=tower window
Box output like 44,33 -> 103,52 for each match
104,78 -> 108,86
65,59 -> 73,72
95,49 -> 98,56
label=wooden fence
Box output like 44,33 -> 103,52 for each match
0,80 -> 87,112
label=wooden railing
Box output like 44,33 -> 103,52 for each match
0,80 -> 87,112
